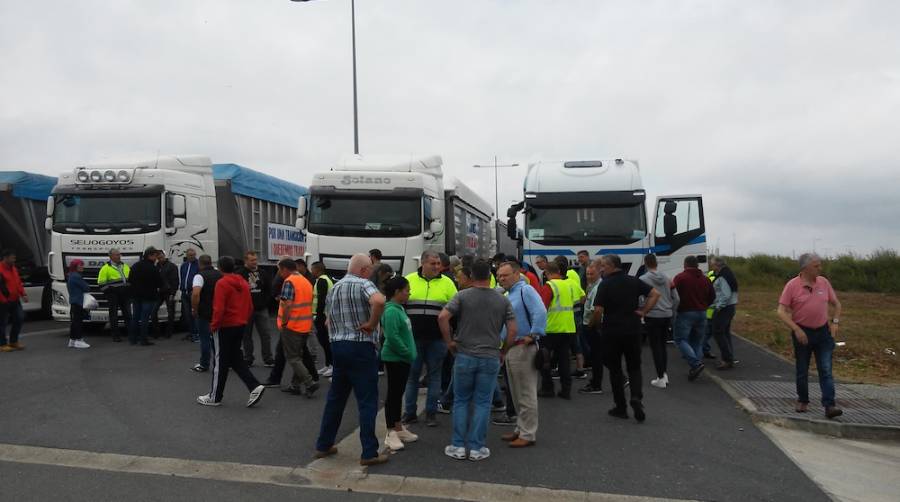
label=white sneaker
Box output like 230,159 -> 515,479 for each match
650,377 -> 667,389
468,447 -> 491,461
384,431 -> 405,451
247,385 -> 265,408
196,394 -> 221,406
68,339 -> 75,348
444,445 -> 467,460
72,339 -> 90,349
396,426 -> 419,443
662,373 -> 669,385
321,366 -> 333,377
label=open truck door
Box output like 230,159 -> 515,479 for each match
651,195 -> 707,272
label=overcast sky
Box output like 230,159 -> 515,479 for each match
2,0 -> 898,257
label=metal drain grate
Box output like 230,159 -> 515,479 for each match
728,380 -> 900,427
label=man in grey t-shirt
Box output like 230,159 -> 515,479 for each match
438,260 -> 516,462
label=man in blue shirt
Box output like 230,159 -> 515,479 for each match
497,261 -> 547,447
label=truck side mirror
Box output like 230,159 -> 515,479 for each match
506,217 -> 517,239
172,195 -> 187,217
45,217 -> 52,231
173,217 -> 187,229
46,196 -> 55,216
297,196 -> 308,217
296,216 -> 307,232
429,219 -> 443,235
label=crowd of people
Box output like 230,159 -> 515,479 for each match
0,243 -> 845,462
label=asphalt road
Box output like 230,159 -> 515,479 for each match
0,319 -> 828,501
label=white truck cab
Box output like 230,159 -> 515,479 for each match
507,158 -> 706,277
297,154 -> 494,277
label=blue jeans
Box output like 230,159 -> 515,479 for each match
316,341 -> 380,460
792,325 -> 836,408
404,339 -> 447,416
0,301 -> 24,345
451,353 -> 501,450
197,318 -> 213,368
674,310 -> 706,369
131,301 -> 156,344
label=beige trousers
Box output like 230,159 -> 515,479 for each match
505,343 -> 539,441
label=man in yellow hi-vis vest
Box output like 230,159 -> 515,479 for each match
311,261 -> 334,376
538,261 -> 577,399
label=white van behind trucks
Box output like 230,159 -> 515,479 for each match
296,154 -> 494,277
506,158 -> 707,278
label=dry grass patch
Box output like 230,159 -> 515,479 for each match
733,289 -> 900,384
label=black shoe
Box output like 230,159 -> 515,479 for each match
572,370 -> 588,380
305,382 -> 320,398
425,413 -> 438,427
557,390 -> 571,400
631,399 -> 646,423
140,340 -> 154,346
491,415 -> 517,426
825,406 -> 843,419
608,407 -> 629,419
263,360 -> 276,368
703,352 -> 716,360
436,401 -> 452,414
537,389 -> 556,398
244,360 -> 254,367
401,413 -> 419,425
579,383 -> 603,394
281,385 -> 302,395
688,363 -> 705,381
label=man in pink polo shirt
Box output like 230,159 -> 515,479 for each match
777,253 -> 843,419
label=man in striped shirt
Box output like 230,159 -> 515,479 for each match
314,253 -> 388,466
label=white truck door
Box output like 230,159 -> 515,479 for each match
651,195 -> 708,275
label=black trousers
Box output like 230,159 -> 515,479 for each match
588,329 -> 605,388
540,334 -> 572,393
151,293 -> 176,336
105,287 -> 131,336
210,325 -> 261,402
315,317 -> 332,367
712,305 -> 736,363
268,335 -> 319,384
645,317 -> 670,379
384,361 -> 411,428
70,304 -> 84,340
603,331 -> 643,410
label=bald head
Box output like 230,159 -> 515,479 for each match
348,253 -> 374,277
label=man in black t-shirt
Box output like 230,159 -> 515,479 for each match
591,254 -> 660,422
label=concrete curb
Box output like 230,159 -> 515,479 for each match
706,372 -> 900,441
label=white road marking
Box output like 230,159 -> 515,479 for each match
0,442 -> 691,502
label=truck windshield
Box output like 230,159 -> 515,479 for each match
308,195 -> 421,238
53,194 -> 162,233
525,205 -> 647,244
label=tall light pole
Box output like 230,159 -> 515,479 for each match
473,156 -> 519,220
292,0 -> 359,154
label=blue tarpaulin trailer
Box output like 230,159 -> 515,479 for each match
0,171 -> 58,315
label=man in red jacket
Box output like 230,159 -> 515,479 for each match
197,256 -> 265,407
672,255 -> 717,381
0,249 -> 28,352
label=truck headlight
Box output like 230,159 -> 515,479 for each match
103,170 -> 116,182
89,170 -> 102,182
117,170 -> 130,182
52,289 -> 67,306
76,171 -> 90,183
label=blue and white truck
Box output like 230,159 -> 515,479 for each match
506,158 -> 707,277
46,155 -> 307,324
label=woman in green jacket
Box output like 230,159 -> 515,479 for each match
381,276 -> 419,452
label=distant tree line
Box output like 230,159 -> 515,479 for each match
719,249 -> 899,294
